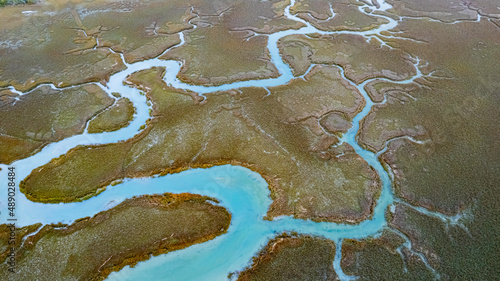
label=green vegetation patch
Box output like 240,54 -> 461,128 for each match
0,223 -> 41,264
355,16 -> 500,280
320,112 -> 352,134
0,135 -> 42,165
388,203 -> 500,280
357,84 -> 429,152
21,67 -> 380,223
341,230 -> 435,280
279,40 -> 313,76
237,234 -> 337,281
161,24 -> 279,86
278,33 -> 416,83
75,0 -> 190,64
386,0 -> 479,22
0,6 -> 125,91
270,65 -> 364,121
0,84 -> 114,164
0,193 -> 231,280
361,18 -> 500,214
87,97 -> 135,134
20,141 -> 131,203
0,0 -> 36,7
291,0 -> 389,31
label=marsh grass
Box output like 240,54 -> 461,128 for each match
237,234 -> 337,281
0,85 -> 114,164
0,193 -> 230,280
21,67 -> 380,223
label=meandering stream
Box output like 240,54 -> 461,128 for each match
0,1 -> 430,280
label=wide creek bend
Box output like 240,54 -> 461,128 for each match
0,1 -> 425,280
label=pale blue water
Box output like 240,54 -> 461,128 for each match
0,0 -> 425,280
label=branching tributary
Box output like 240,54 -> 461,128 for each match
0,0 -> 461,279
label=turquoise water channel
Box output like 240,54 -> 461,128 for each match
0,0 -> 428,279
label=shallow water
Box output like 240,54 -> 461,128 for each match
0,0 -> 422,280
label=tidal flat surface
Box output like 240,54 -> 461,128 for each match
0,0 -> 499,280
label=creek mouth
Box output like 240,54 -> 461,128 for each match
0,0 -> 425,280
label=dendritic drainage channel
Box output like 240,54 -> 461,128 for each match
0,0 -> 464,280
